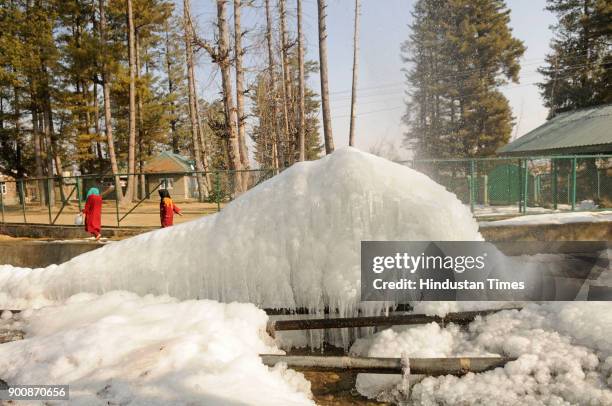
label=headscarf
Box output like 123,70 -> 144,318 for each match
159,189 -> 173,207
86,187 -> 100,198
158,189 -> 170,200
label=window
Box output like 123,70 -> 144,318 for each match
0,182 -> 6,195
160,179 -> 174,190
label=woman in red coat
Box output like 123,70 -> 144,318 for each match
159,189 -> 182,228
83,187 -> 103,240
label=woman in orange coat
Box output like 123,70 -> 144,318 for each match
159,189 -> 182,228
83,187 -> 103,240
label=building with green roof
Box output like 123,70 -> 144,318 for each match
498,104 -> 612,156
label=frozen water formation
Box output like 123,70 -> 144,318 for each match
0,147 -> 481,310
351,302 -> 612,404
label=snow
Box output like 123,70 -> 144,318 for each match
480,210 -> 612,227
350,303 -> 612,404
0,147 -> 482,314
0,291 -> 313,405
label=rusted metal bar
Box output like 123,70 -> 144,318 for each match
118,181 -> 163,223
267,308 -> 520,335
51,184 -> 77,225
260,355 -> 514,376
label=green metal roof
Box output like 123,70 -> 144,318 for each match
498,104 -> 612,156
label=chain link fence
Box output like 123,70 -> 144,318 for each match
0,155 -> 610,227
403,155 -> 612,217
0,169 -> 277,227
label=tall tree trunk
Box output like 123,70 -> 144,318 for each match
216,0 -> 244,193
296,0 -> 306,161
93,83 -> 103,162
32,108 -> 46,206
317,0 -> 334,154
135,31 -> 146,200
278,0 -> 293,163
164,21 -> 179,154
183,0 -> 209,201
348,0 -> 360,147
99,0 -> 123,202
125,0 -> 137,202
264,0 -> 280,171
233,0 -> 249,171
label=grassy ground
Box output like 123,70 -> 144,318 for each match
0,200 -> 222,228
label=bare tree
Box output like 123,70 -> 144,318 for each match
183,0 -> 210,201
233,0 -> 249,172
278,0 -> 293,163
99,0 -> 123,201
317,0 -> 334,154
296,0 -> 305,161
195,0 -> 244,193
125,0 -> 137,202
348,0 -> 360,147
264,0 -> 280,171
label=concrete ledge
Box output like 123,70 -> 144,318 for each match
0,240 -> 103,268
0,223 -> 155,240
479,221 -> 611,242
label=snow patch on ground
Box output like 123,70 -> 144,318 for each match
480,210 -> 612,226
350,303 -> 612,404
0,292 -> 313,405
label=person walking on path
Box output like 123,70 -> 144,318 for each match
159,189 -> 182,228
83,187 -> 103,240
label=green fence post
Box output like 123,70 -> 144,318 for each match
19,179 -> 26,223
469,160 -> 475,213
47,178 -> 53,224
0,181 -> 4,223
215,171 -> 221,212
75,177 -> 83,211
523,160 -> 529,214
552,159 -> 558,210
596,168 -> 601,200
571,157 -> 577,211
114,177 -> 121,226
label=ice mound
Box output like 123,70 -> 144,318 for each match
0,292 -> 313,405
350,303 -> 612,404
0,148 -> 481,311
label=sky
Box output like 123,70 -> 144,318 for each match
189,0 -> 558,159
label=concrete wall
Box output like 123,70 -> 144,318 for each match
479,221 -> 611,241
0,223 -> 154,240
0,241 -> 102,268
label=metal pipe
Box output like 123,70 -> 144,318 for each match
259,355 -> 515,376
267,308 -> 520,335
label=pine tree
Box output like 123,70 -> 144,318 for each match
403,0 -> 525,158
538,0 -> 611,115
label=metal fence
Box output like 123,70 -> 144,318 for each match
0,169 -> 276,227
0,154 -> 610,227
402,154 -> 612,217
